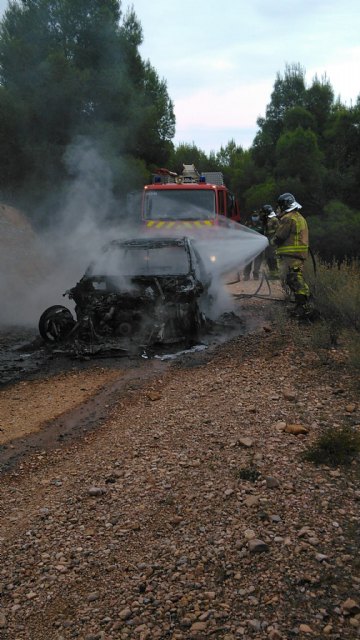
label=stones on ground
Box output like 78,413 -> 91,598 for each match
244,528 -> 256,540
88,487 -> 106,496
265,476 -> 280,489
237,437 -> 254,447
119,607 -> 132,620
298,526 -> 316,538
323,624 -> 333,634
190,621 -> 208,632
284,423 -> 309,435
283,390 -> 298,401
345,403 -> 356,413
299,623 -> 313,633
341,598 -> 360,614
146,390 -> 162,401
315,553 -> 329,562
248,539 -> 269,553
1,321 -> 359,639
268,630 -> 283,639
244,495 -> 260,507
87,592 -> 100,602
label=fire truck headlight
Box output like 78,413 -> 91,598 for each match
210,255 -> 217,263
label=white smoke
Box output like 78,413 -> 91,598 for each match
0,138 -> 135,325
0,139 -> 267,327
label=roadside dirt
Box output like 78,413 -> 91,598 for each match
0,277 -> 359,640
0,277 -> 275,465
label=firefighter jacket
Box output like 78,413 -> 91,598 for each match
264,213 -> 279,238
273,210 -> 309,260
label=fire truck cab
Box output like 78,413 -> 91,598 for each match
141,164 -> 240,232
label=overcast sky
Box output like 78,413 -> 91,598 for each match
130,0 -> 360,153
0,0 -> 359,154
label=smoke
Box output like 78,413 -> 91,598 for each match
0,138 -> 139,326
0,139 -> 268,328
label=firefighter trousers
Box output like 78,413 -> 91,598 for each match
279,257 -> 310,302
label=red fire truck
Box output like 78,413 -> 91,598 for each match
141,164 -> 241,233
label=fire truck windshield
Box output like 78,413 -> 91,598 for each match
144,189 -> 216,221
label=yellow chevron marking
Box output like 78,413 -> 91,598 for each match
146,219 -> 215,228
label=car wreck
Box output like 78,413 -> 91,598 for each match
38,236 -> 212,355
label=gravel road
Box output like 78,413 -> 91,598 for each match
0,279 -> 359,640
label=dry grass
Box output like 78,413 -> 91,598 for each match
305,257 -> 360,366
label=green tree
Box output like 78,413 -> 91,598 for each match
132,60 -> 175,165
323,101 -> 360,208
275,127 -> 324,203
304,74 -> 334,136
249,63 -> 360,233
0,87 -> 27,196
0,0 -> 175,218
252,63 -> 306,167
168,142 -> 212,174
242,177 -> 277,214
308,200 -> 360,261
283,106 -> 316,132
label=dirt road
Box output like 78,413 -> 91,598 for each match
0,279 -> 359,639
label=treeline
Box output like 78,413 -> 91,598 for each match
168,64 -> 360,262
0,1 -> 359,260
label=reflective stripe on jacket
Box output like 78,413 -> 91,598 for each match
274,210 -> 309,260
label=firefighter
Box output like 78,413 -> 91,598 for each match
260,204 -> 280,279
272,193 -> 310,315
243,211 -> 265,280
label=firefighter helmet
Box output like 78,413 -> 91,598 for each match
277,193 -> 302,213
261,204 -> 274,216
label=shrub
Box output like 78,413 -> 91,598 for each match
303,426 -> 360,466
237,466 -> 261,482
305,257 -> 360,338
301,257 -> 360,363
308,201 -> 360,263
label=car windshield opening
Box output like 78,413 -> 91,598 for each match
90,245 -> 191,277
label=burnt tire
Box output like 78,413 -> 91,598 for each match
39,305 -> 75,343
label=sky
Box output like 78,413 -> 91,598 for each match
129,0 -> 360,153
0,0 -> 359,154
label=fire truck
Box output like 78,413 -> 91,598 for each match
140,164 -> 241,233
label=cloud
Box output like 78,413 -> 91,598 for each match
308,45 -> 360,104
174,81 -> 273,130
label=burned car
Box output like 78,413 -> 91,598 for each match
38,236 -> 212,352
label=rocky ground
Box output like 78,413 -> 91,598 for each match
0,279 -> 359,640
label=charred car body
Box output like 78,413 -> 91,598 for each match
39,237 -> 212,352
